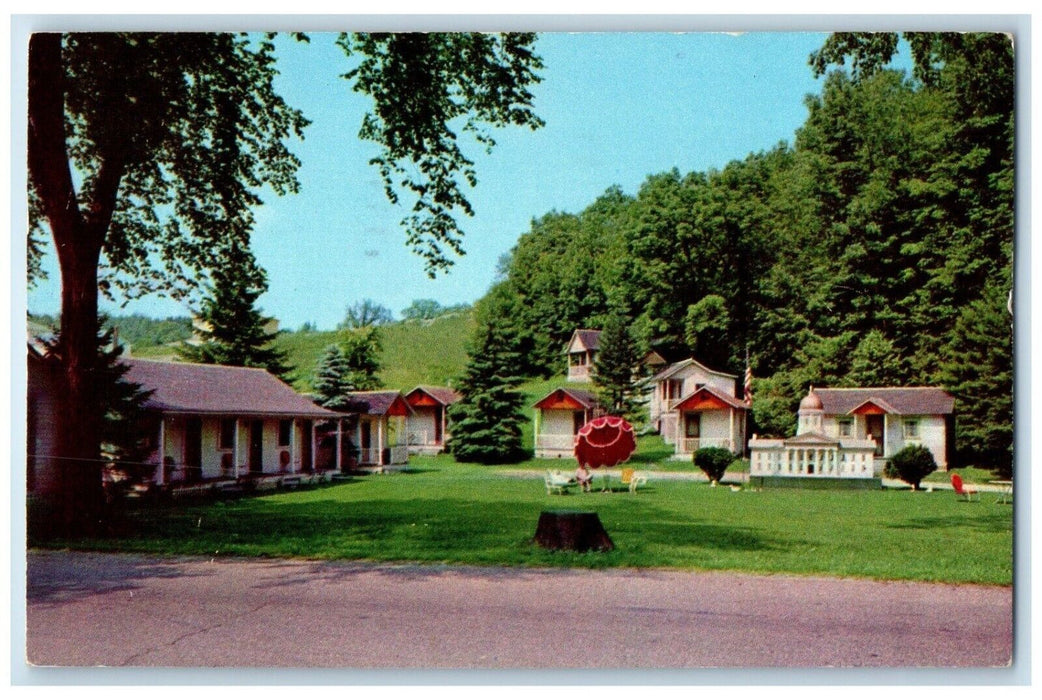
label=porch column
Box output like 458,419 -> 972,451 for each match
233,419 -> 240,479
356,421 -> 363,464
729,408 -> 735,453
533,409 -> 541,452
290,419 -> 298,473
310,422 -> 317,472
378,418 -> 385,466
156,417 -> 166,486
336,419 -> 343,472
675,412 -> 682,454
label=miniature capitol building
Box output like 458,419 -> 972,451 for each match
748,387 -> 877,481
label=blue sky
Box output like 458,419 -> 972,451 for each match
28,31 -> 846,330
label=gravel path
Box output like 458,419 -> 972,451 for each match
24,550 -> 1012,671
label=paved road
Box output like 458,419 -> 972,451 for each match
25,550 -> 1012,671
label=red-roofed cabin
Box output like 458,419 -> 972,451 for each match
670,385 -> 749,458
533,387 -> 602,458
804,387 -> 955,469
404,386 -> 460,454
344,391 -> 414,468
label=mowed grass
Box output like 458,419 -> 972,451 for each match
34,456 -> 1012,585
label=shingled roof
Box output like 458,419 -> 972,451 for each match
405,386 -> 461,406
123,359 -> 343,418
533,387 -> 600,410
345,391 -> 413,417
814,387 -> 955,416
566,329 -> 601,353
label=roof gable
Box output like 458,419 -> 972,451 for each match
566,329 -> 601,354
123,359 -> 342,418
533,387 -> 599,411
672,385 -> 748,412
815,387 -> 955,416
346,391 -> 413,416
405,386 -> 461,407
650,357 -> 737,384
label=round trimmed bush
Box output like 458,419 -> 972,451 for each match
693,446 -> 734,485
884,444 -> 938,490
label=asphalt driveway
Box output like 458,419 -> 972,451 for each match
23,550 -> 1013,674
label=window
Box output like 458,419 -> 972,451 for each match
219,418 -> 236,450
903,419 -> 920,439
837,419 -> 853,437
278,419 -> 293,447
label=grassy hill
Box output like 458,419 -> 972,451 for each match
275,311 -> 478,393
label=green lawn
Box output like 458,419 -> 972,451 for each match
33,455 -> 1012,585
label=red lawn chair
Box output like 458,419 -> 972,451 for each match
951,473 -> 979,502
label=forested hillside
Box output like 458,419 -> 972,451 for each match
474,33 -> 1014,472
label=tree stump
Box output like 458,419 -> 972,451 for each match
534,510 -> 614,552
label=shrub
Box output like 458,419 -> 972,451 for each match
693,447 -> 734,484
884,445 -> 938,490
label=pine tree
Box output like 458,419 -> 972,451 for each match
313,345 -> 356,412
447,322 -> 528,464
340,327 -> 382,390
935,281 -> 1013,477
593,311 -> 643,421
178,257 -> 292,381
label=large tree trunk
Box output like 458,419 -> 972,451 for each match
28,33 -> 109,533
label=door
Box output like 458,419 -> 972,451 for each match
301,420 -> 313,473
865,415 -> 885,457
434,406 -> 443,445
573,411 -> 586,435
249,419 -> 264,473
360,421 -> 372,463
184,417 -> 203,482
685,413 -> 701,452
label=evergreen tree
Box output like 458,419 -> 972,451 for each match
447,322 -> 528,464
340,326 -> 383,390
593,311 -> 643,421
935,281 -> 1013,477
313,344 -> 356,412
178,254 -> 292,381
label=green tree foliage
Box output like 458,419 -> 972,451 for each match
400,299 -> 444,321
340,299 -> 394,329
447,321 -> 528,464
934,282 -> 1013,477
478,32 -> 1012,470
593,311 -> 643,422
177,252 -> 292,380
339,32 -> 544,275
340,326 -> 383,391
684,295 -> 731,370
884,444 -> 938,490
313,344 -> 356,412
27,31 -> 542,529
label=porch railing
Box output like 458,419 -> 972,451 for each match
678,437 -> 734,454
536,434 -> 576,451
356,444 -> 410,466
406,430 -> 443,447
567,364 -> 592,381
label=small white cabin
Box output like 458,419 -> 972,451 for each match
404,386 -> 460,454
645,358 -> 748,457
533,387 -> 602,458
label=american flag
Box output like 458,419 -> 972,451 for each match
743,363 -> 753,405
